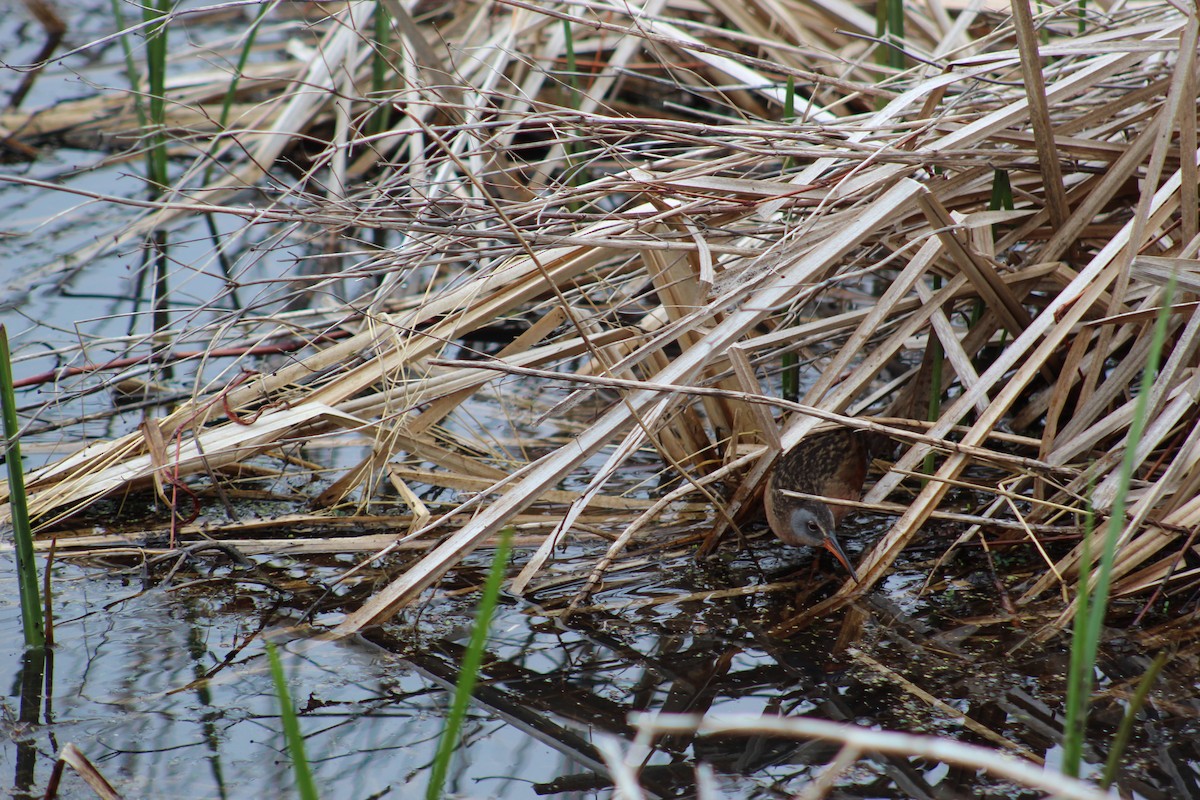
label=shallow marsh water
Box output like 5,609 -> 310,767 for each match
6,512 -> 1200,798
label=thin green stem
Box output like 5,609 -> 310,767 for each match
370,1 -> 394,137
0,326 -> 44,649
781,351 -> 799,403
562,19 -> 580,108
266,640 -> 319,800
780,76 -> 797,178
1062,274 -> 1177,777
109,0 -> 148,130
426,529 -> 513,800
143,0 -> 170,192
1063,494 -> 1094,773
875,0 -> 906,72
1102,650 -> 1166,788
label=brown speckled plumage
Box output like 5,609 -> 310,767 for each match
764,429 -> 869,578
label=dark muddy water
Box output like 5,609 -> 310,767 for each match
6,528 -> 1200,799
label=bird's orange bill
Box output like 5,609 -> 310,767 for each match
823,535 -> 859,583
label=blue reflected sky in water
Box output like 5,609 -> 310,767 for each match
0,555 -> 605,799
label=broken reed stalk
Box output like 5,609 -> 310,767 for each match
43,743 -> 123,800
0,326 -> 44,649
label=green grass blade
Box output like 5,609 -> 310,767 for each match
1102,650 -> 1166,788
0,326 -> 44,650
989,168 -> 1014,252
1063,494 -> 1094,773
143,0 -> 171,192
989,168 -> 1014,211
886,0 -> 905,70
109,0 -> 148,130
426,528 -> 513,800
875,0 -> 906,71
1062,273 -> 1176,777
562,19 -> 580,108
217,3 -> 272,132
266,640 -> 319,800
369,1 -> 394,136
781,351 -> 799,403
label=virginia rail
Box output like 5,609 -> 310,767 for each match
764,428 -> 869,580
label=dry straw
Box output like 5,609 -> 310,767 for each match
2,0 -> 1198,636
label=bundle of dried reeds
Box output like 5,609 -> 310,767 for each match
4,0 -> 1198,636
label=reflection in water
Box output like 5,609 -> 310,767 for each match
13,647 -> 48,798
3,544 -> 1200,798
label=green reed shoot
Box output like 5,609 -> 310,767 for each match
780,76 -> 797,176
562,19 -> 581,109
110,0 -> 177,372
426,528 -> 513,800
0,326 -> 44,649
982,168 -> 1014,322
140,0 -> 177,381
781,351 -> 800,404
212,3 -> 271,144
140,0 -> 171,192
199,2 -> 271,292
1062,274 -> 1176,777
990,168 -> 1014,219
370,1 -> 394,137
920,274 -> 944,479
779,78 -> 801,402
266,640 -> 319,800
1102,650 -> 1166,787
1065,487 -> 1095,775
876,0 -> 906,71
558,19 -> 584,185
108,0 -> 146,128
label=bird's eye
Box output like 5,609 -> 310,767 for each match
806,520 -> 821,534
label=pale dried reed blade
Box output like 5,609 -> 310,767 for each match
802,236 -> 943,406
510,422 -> 663,594
1018,349 -> 1200,605
1008,0 -> 1069,229
54,743 -> 122,800
1014,169 -> 1200,605
406,307 -> 571,435
914,191 -> 1032,338
691,348 -> 782,555
913,280 -> 987,416
8,405 -> 371,527
1179,21 -> 1200,245
1133,256 -> 1200,294
387,466 -> 658,510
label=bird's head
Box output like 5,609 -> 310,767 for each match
781,502 -> 858,581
